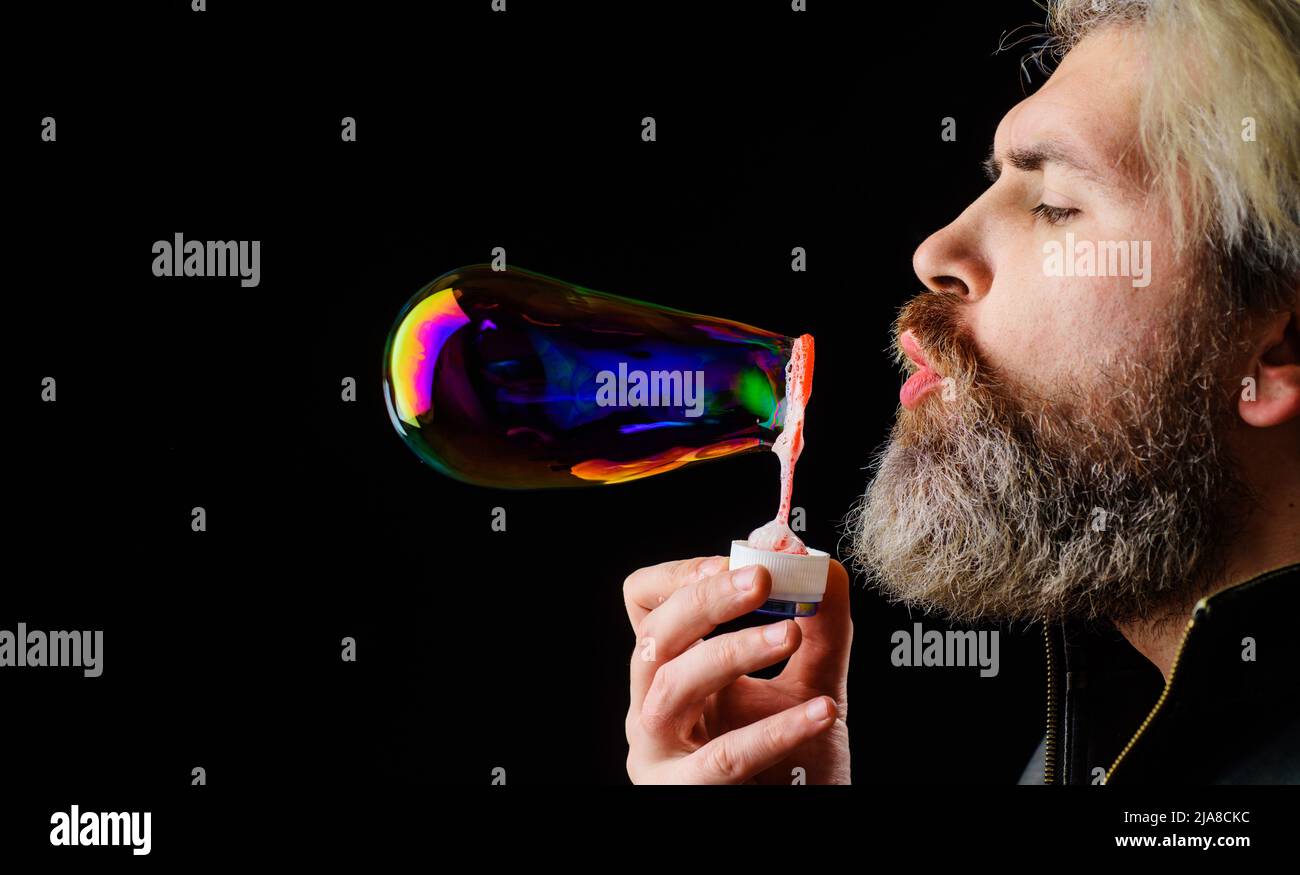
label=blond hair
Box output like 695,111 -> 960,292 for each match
1030,0 -> 1300,311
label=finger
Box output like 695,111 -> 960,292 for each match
629,564 -> 771,712
780,559 -> 853,692
683,696 -> 839,784
623,555 -> 729,629
639,620 -> 801,741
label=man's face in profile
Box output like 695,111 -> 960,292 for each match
850,27 -> 1250,628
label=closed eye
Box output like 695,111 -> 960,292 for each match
1031,203 -> 1079,225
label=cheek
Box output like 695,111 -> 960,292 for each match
969,268 -> 1163,395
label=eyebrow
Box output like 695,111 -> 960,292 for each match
981,140 -> 1109,187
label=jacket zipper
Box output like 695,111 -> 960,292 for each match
1042,623 -> 1058,784
1102,601 -> 1203,784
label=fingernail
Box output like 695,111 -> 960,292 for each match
732,566 -> 758,591
763,621 -> 787,646
805,698 -> 832,722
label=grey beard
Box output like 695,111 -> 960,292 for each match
845,312 -> 1245,628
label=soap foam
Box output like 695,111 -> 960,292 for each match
747,334 -> 814,554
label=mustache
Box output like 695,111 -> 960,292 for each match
892,290 -> 988,391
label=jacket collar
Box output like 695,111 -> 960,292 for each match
1057,561 -> 1300,695
1162,561 -> 1300,705
1045,561 -> 1300,784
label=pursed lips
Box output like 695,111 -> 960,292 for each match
898,330 -> 943,410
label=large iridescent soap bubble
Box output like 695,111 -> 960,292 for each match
383,264 -> 811,489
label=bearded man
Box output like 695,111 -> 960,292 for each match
622,0 -> 1299,784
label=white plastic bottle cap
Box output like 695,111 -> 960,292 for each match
728,540 -> 831,607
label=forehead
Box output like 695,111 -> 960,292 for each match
993,27 -> 1147,187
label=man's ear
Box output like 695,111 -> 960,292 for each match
1239,306 -> 1300,427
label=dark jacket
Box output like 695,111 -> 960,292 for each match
1018,562 -> 1300,784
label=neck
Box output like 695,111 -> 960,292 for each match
1116,436 -> 1300,681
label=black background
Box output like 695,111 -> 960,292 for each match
6,0 -> 1290,862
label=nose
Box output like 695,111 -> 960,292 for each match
911,213 -> 993,302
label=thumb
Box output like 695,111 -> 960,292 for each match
780,559 -> 852,692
